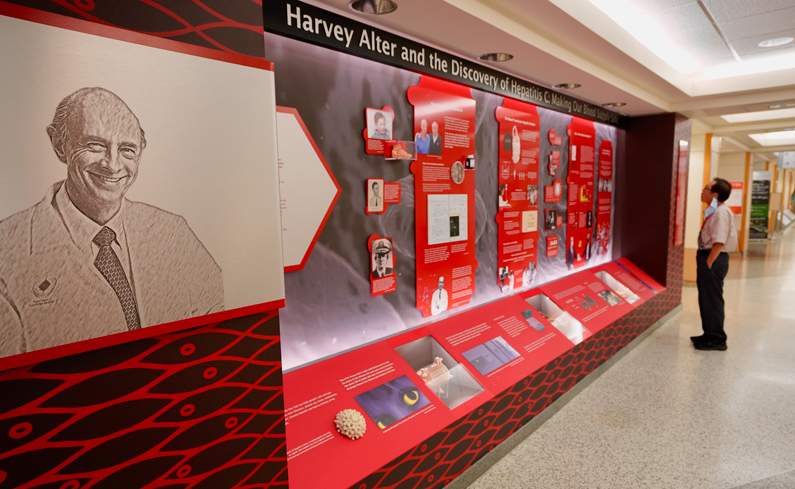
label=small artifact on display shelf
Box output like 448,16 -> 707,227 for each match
416,357 -> 453,398
387,141 -> 414,160
334,409 -> 367,440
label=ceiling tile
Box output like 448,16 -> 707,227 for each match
675,25 -> 725,48
720,8 -> 795,40
650,3 -> 712,32
702,0 -> 795,22
633,0 -> 698,13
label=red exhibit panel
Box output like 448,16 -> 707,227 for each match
495,100 -> 541,293
537,271 -> 634,334
595,140 -> 614,256
409,77 -> 478,317
424,295 -> 574,393
565,118 -> 596,270
284,341 -> 461,489
592,261 -> 659,306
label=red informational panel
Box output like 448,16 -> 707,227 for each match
409,77 -> 478,317
538,271 -> 633,335
591,262 -> 657,307
595,140 -> 614,256
566,118 -> 596,270
284,341 -> 462,489
282,258 -> 663,489
495,100 -> 541,292
424,294 -> 574,393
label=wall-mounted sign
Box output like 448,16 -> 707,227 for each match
778,151 -> 795,169
263,1 -> 626,127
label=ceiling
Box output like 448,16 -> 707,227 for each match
304,0 -> 795,162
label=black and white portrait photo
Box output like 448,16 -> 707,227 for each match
371,238 -> 394,278
367,178 -> 385,213
0,16 -> 285,359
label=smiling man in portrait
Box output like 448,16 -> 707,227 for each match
0,87 -> 224,357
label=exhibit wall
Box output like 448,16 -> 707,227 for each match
0,2 -> 288,488
269,33 -> 619,371
263,4 -> 689,487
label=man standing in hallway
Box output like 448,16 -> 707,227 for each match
692,178 -> 738,351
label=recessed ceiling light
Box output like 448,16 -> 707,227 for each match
479,53 -> 513,62
348,0 -> 397,15
553,83 -> 581,89
748,130 -> 795,146
602,102 -> 626,108
758,37 -> 794,48
721,107 -> 795,123
769,103 -> 795,109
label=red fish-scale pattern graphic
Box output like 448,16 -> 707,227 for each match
350,118 -> 691,489
0,312 -> 287,489
3,0 -> 267,58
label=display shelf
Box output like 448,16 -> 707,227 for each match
395,335 -> 484,410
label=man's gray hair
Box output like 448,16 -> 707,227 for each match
46,87 -> 147,150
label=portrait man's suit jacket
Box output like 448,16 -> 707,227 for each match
0,182 -> 223,357
429,135 -> 442,155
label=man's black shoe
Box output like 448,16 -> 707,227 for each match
690,335 -> 708,344
694,341 -> 727,351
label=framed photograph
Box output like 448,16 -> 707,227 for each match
367,108 -> 393,140
545,209 -> 557,230
521,210 -> 538,233
370,237 -> 394,278
367,178 -> 385,213
0,14 -> 284,360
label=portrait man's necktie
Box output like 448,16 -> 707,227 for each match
93,226 -> 141,330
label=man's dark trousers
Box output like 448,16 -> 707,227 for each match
696,249 -> 729,343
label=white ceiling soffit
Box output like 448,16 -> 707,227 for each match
304,0 -> 673,115
548,0 -> 795,98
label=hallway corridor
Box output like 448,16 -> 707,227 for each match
467,229 -> 795,489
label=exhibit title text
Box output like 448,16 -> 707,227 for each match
271,2 -> 623,127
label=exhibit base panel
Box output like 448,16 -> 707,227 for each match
282,258 -> 679,489
0,310 -> 289,489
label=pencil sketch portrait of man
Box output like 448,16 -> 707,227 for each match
0,87 -> 224,357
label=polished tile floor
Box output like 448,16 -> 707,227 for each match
468,228 -> 795,489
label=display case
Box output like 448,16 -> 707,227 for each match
524,293 -> 589,345
595,270 -> 640,304
395,336 -> 484,409
385,140 -> 416,160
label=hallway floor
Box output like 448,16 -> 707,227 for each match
467,228 -> 795,489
